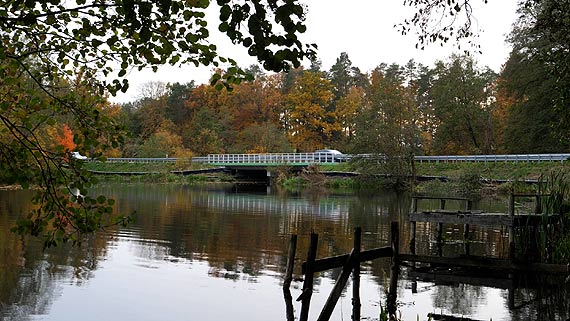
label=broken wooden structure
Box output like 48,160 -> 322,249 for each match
409,194 -> 560,259
283,194 -> 568,321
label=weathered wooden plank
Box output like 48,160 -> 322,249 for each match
409,211 -> 514,226
316,249 -> 356,321
399,254 -> 570,273
428,313 -> 484,321
409,270 -> 513,289
412,196 -> 469,201
301,247 -> 392,274
410,211 -> 559,227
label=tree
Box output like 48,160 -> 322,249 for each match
138,130 -> 184,158
352,65 -> 419,189
166,82 -> 196,129
507,0 -> 570,146
0,0 -> 316,246
500,51 -> 564,153
428,55 -> 496,155
236,123 -> 292,153
328,52 -> 367,101
286,71 -> 337,151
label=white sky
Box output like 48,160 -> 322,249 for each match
111,0 -> 519,103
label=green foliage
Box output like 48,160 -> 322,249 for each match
429,55 -> 496,154
516,0 -> 570,145
455,168 -> 482,197
0,0 -> 316,245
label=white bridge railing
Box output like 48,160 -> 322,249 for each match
414,154 -> 570,163
206,153 -> 339,164
101,153 -> 570,164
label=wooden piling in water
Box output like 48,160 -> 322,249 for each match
299,233 -> 318,321
283,234 -> 297,321
410,198 -> 418,255
508,193 -> 515,260
464,199 -> 472,255
352,228 -> 361,321
283,234 -> 297,290
387,222 -> 400,318
391,222 -> 399,262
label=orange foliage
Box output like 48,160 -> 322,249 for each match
57,124 -> 76,152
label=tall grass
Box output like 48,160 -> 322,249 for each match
526,169 -> 570,263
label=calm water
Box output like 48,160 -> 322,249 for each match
0,184 -> 568,321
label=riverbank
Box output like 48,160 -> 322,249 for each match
71,160 -> 570,200
84,159 -> 570,180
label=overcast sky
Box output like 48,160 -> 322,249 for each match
111,0 -> 519,103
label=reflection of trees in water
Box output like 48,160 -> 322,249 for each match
101,185 -> 410,284
1,260 -> 57,321
508,275 -> 570,321
432,283 -> 487,316
0,190 -> 112,320
0,237 -> 108,320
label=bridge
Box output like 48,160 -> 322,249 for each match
104,153 -> 570,165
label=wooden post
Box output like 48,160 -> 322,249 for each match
411,197 -> 418,213
409,221 -> 416,255
437,198 -> 445,252
508,273 -> 515,309
283,234 -> 297,321
410,198 -> 418,255
283,234 -> 297,290
387,221 -> 400,318
391,222 -> 399,261
535,194 -> 542,214
508,193 -> 515,261
464,197 -> 472,255
299,233 -> 318,321
465,199 -> 471,213
463,224 -> 470,256
352,228 -> 361,321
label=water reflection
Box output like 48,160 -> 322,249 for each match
0,185 -> 568,321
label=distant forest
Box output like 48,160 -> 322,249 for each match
114,50 -> 566,158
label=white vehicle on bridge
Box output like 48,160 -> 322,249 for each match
314,149 -> 345,163
71,151 -> 88,160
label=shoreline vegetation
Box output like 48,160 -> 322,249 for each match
3,160 -> 569,196
75,160 -> 570,196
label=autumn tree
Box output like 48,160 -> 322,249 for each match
56,124 -> 77,153
335,86 -> 366,150
236,123 -> 292,153
286,71 -> 338,151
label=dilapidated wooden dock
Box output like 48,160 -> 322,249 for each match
283,194 -> 568,321
408,194 -> 560,258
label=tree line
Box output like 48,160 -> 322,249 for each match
117,47 -> 568,159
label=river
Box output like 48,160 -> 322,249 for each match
0,184 -> 568,321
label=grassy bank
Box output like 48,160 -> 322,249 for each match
82,160 -> 570,189
82,161 -> 233,184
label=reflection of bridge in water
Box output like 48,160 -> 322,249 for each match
194,191 -> 351,219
